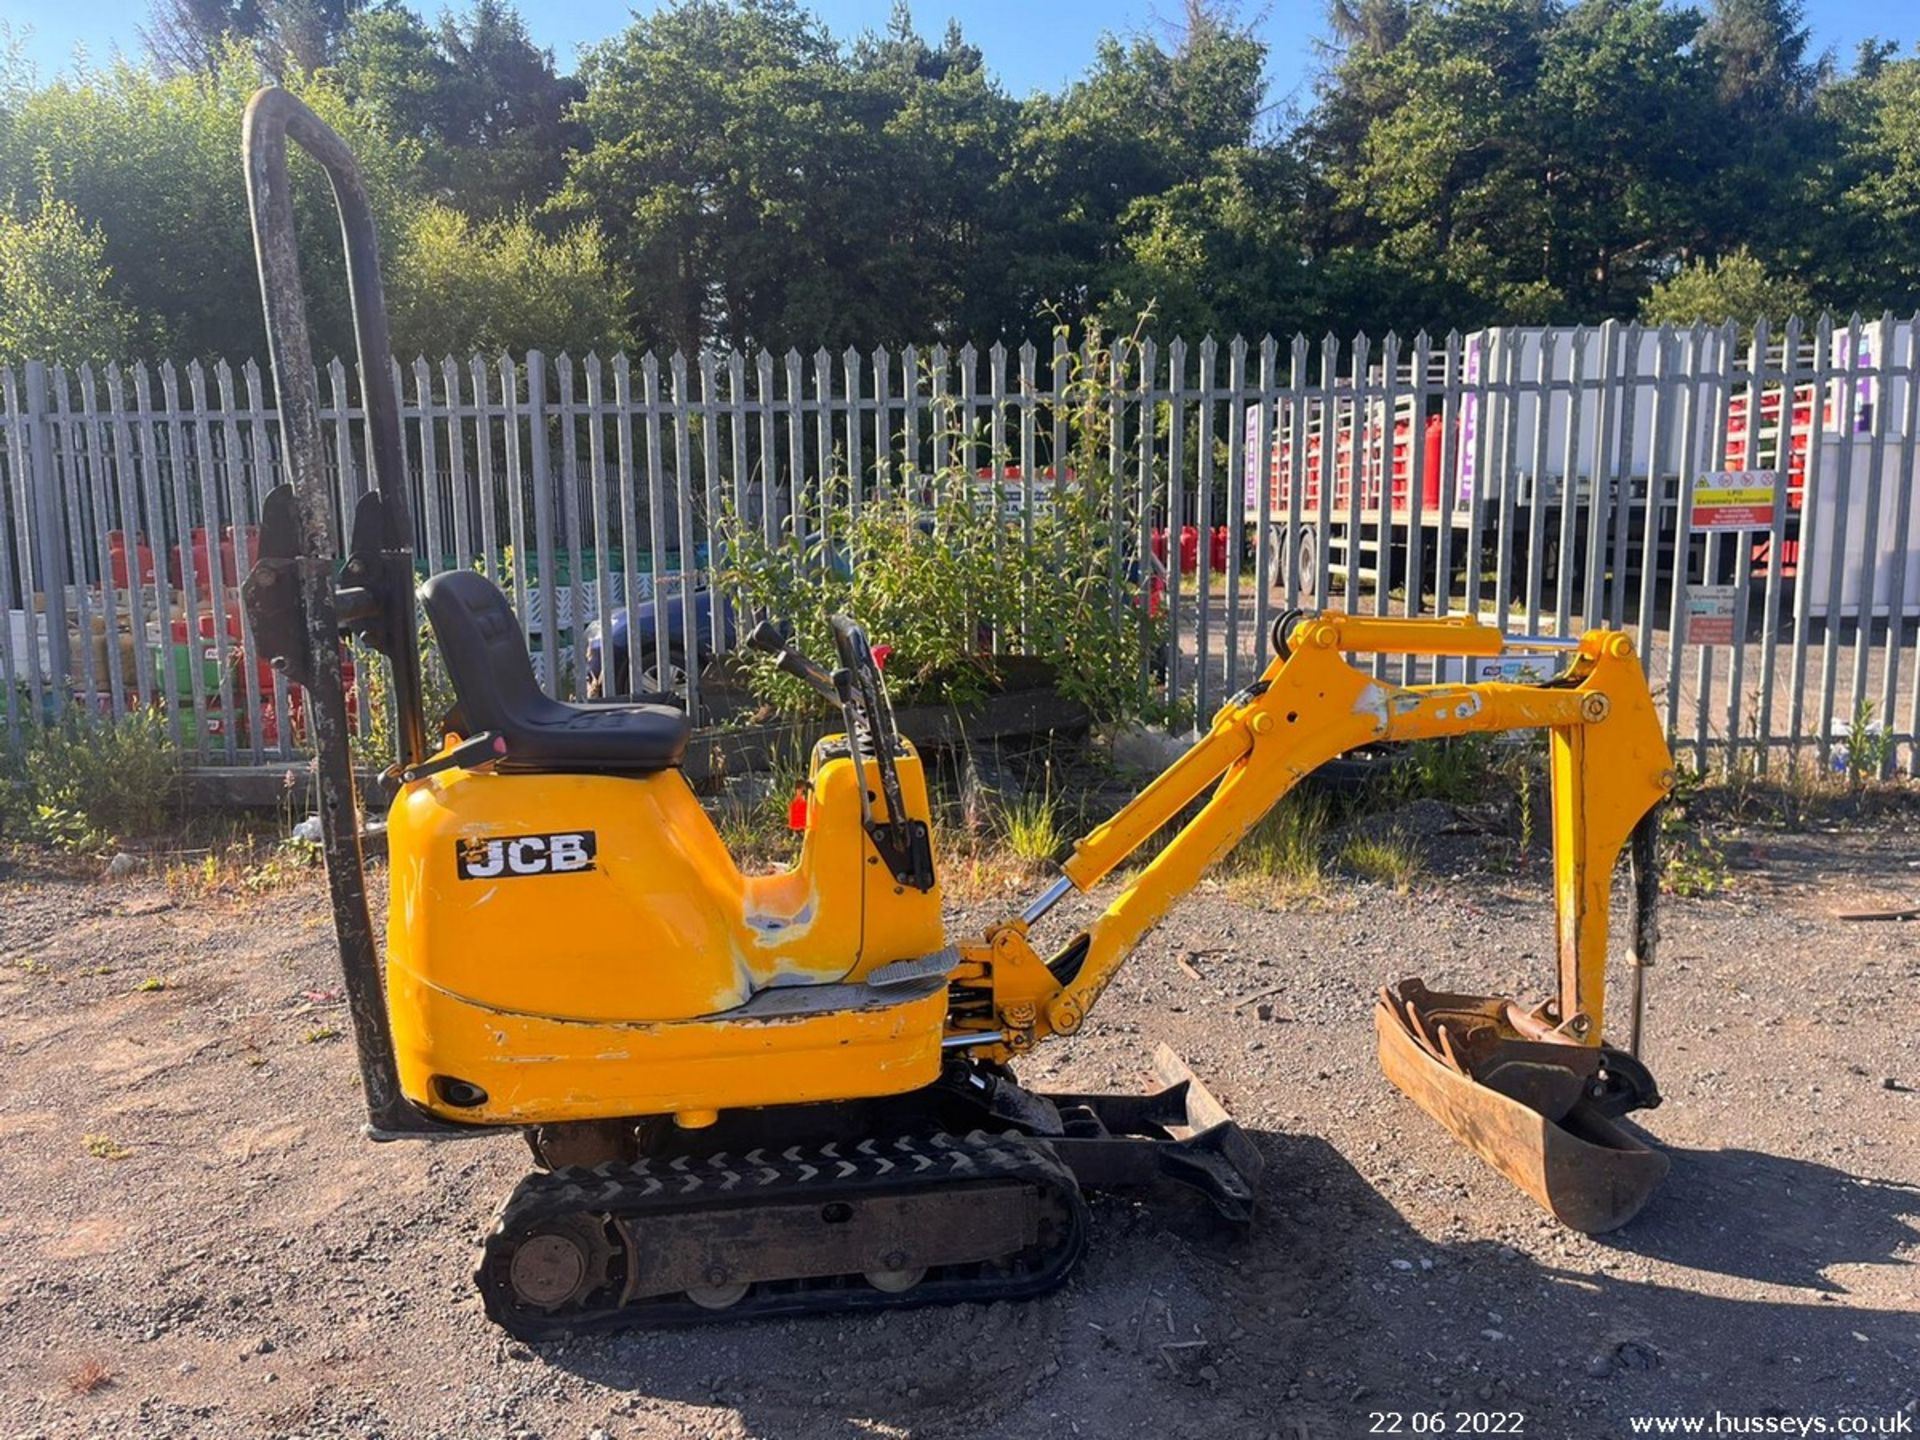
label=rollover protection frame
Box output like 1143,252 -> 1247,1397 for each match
240,88 -> 444,1137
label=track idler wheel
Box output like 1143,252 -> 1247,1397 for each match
504,1215 -> 620,1312
684,1282 -> 751,1310
1375,978 -> 1668,1234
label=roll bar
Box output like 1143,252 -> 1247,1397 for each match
242,87 -> 449,1137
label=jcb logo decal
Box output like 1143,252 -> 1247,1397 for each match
455,831 -> 597,879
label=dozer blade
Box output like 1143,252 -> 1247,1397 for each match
1038,1043 -> 1264,1224
1375,980 -> 1668,1234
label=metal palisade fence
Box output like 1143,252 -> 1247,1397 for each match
0,318 -> 1916,776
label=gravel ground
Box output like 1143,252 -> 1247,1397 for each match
0,810 -> 1916,1440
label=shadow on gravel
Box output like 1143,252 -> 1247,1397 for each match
1594,1143 -> 1920,1291
539,1128 -> 1920,1438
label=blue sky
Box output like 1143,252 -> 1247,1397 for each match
4,0 -> 1917,119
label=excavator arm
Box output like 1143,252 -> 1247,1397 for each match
954,610 -> 1677,1232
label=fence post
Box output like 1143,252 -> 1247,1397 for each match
525,350 -> 560,692
23,361 -> 71,705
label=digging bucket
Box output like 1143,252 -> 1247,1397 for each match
1375,983 -> 1668,1234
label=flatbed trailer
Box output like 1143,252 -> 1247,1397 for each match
1257,487 -> 1795,618
1242,376 -> 1813,620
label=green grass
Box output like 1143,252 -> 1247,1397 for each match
1229,791 -> 1332,897
709,738 -> 811,871
1340,829 -> 1423,892
1659,804 -> 1729,897
0,707 -> 180,852
1380,734 -> 1509,807
1001,790 -> 1065,866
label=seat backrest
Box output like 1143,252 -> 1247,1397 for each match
418,569 -> 547,735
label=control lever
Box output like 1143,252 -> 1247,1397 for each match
745,620 -> 840,701
398,731 -> 507,785
832,667 -> 874,828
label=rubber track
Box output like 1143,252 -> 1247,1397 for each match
476,1130 -> 1089,1339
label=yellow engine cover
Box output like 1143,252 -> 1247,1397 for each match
383,738 -> 949,1125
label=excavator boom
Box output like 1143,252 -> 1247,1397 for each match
956,611 -> 1676,1230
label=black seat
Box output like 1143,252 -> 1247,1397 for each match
419,569 -> 690,774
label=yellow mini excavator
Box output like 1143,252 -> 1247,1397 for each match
240,89 -> 1678,1338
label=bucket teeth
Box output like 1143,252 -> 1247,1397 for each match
1376,978 -> 1668,1235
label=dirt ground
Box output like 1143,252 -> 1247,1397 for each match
1,811 -> 1917,1440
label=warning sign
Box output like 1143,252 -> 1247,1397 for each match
1438,654 -> 1564,686
1691,471 -> 1775,531
1685,584 -> 1738,646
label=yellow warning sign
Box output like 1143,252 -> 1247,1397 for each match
1691,471 -> 1775,531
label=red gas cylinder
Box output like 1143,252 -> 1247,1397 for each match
221,525 -> 259,583
108,532 -> 155,589
1423,416 -> 1444,509
1179,525 -> 1199,575
1209,526 -> 1230,573
261,651 -> 358,746
170,611 -> 242,653
169,528 -> 216,590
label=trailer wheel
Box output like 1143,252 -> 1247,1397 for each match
1295,525 -> 1320,607
1265,523 -> 1290,594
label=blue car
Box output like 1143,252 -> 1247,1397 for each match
584,592 -> 735,700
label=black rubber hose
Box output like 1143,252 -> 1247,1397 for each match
1270,608 -> 1307,660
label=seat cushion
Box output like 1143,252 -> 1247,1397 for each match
419,569 -> 690,774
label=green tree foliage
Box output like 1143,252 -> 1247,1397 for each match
0,195 -> 139,364
1005,7 -> 1278,335
333,0 -> 582,216
144,0 -> 361,78
0,44 -> 416,358
1690,0 -> 1828,267
843,10 -> 1024,343
387,202 -> 630,357
1640,248 -> 1816,329
1814,52 -> 1920,311
1308,0 -> 1712,329
1105,149 -> 1318,339
557,0 -> 944,351
1,0 -> 1918,368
